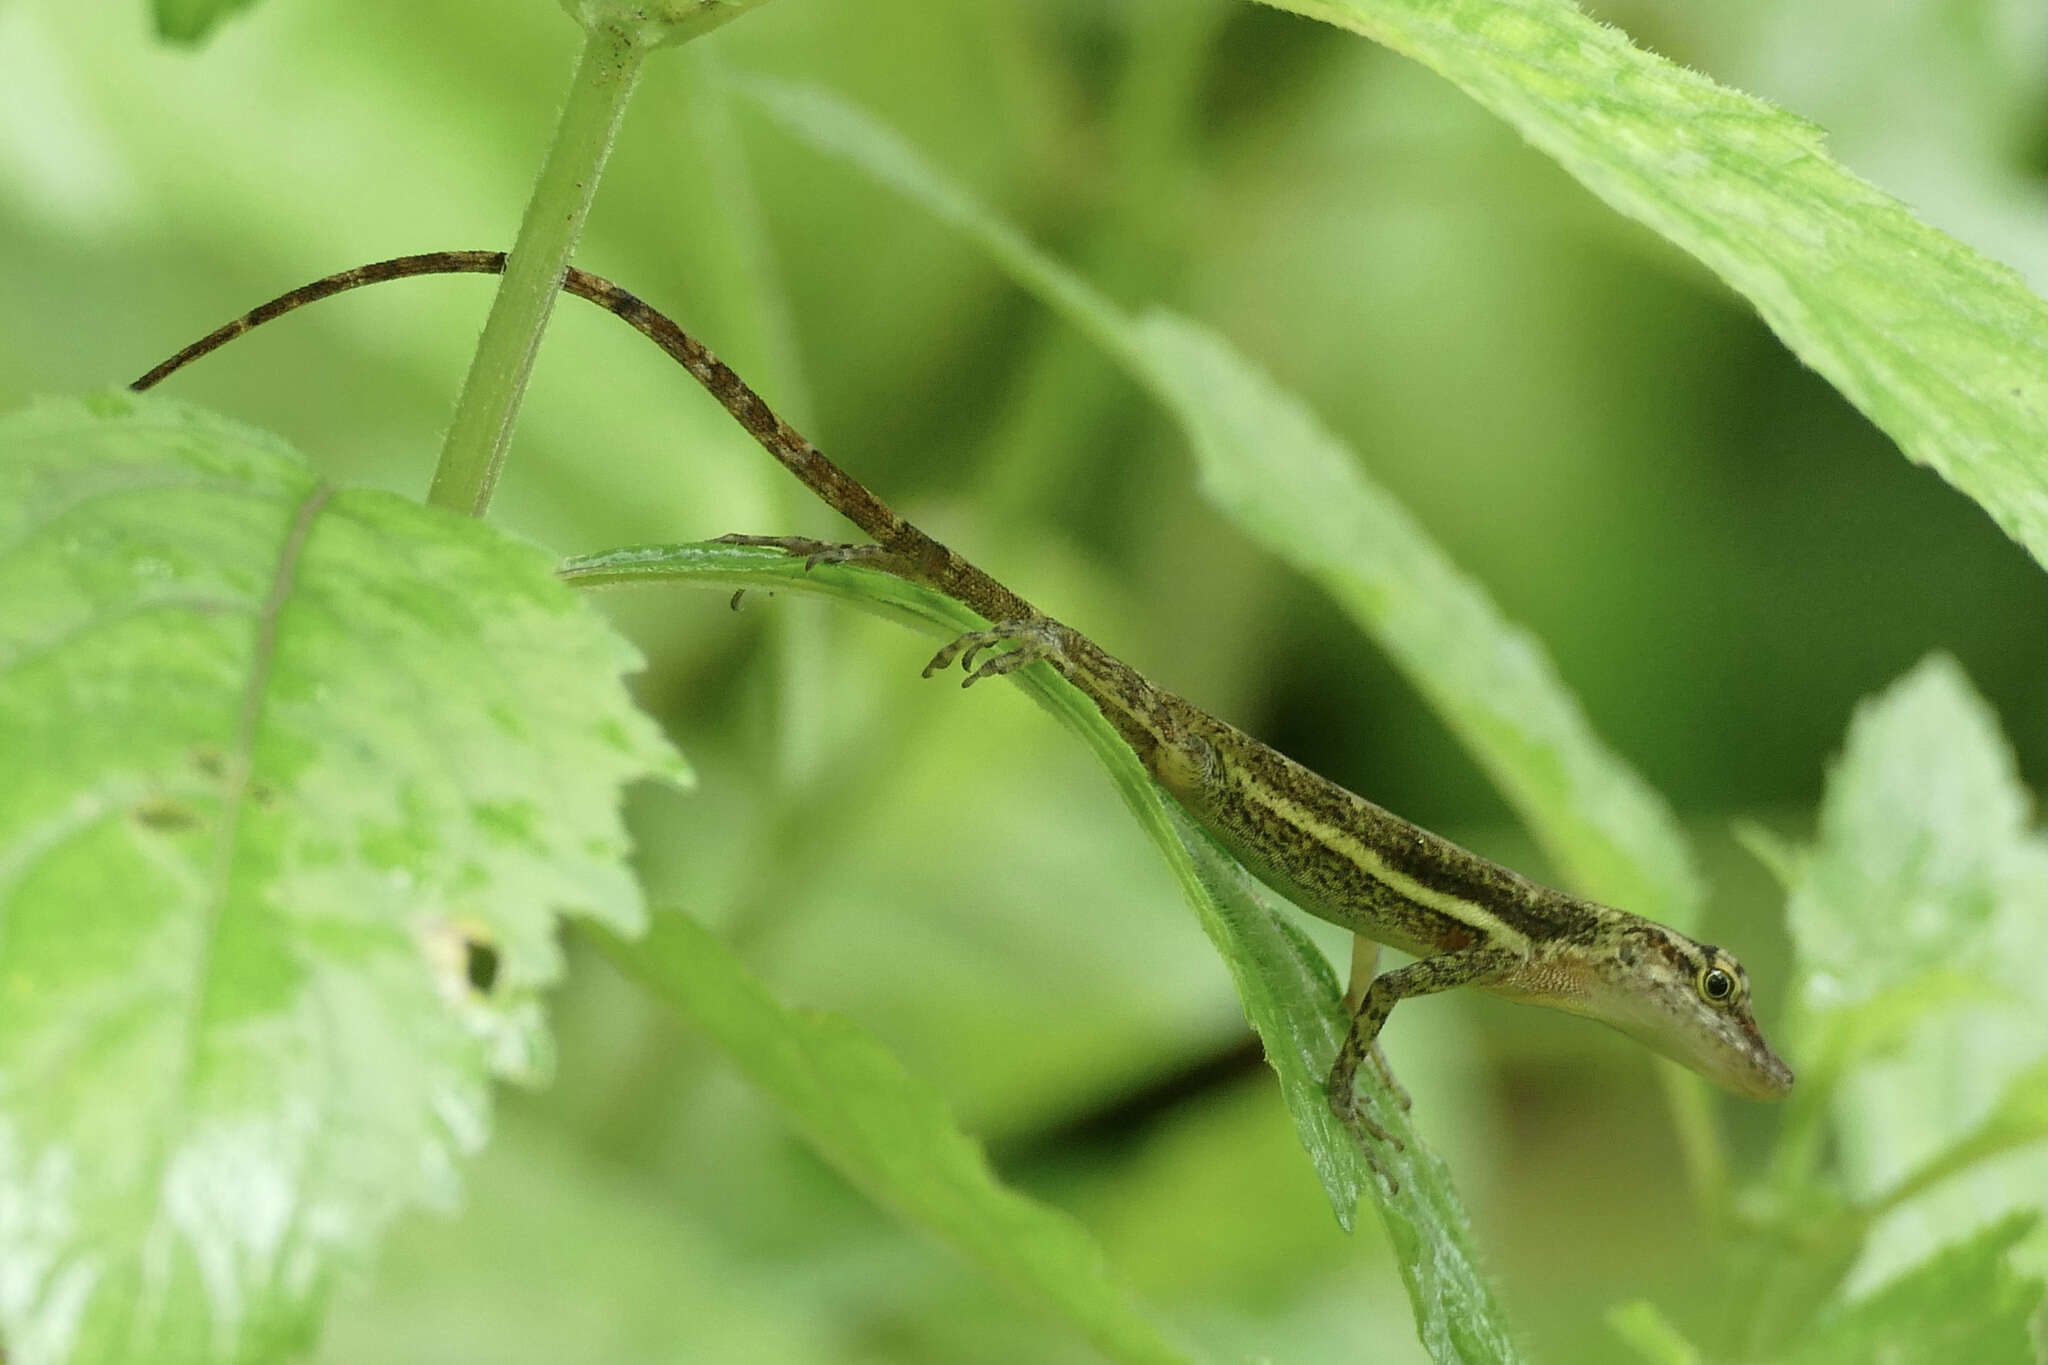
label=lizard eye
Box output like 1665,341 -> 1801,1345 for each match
1697,965 -> 1736,1005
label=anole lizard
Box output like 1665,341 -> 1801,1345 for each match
134,252 -> 1796,1168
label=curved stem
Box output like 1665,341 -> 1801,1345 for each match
428,25 -> 645,517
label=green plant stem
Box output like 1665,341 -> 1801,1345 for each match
428,25 -> 645,516
1659,1065 -> 1728,1221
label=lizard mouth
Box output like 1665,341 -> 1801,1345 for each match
1708,1014 -> 1794,1100
1734,1043 -> 1795,1100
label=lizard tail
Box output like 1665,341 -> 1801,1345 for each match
131,251 -> 1036,625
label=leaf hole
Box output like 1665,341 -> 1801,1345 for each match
464,935 -> 502,996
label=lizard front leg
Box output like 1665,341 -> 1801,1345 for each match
1345,936 -> 1410,1111
1332,944 -> 1521,1184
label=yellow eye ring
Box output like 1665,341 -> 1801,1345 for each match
1698,965 -> 1736,1004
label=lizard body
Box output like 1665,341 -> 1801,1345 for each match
133,252 -> 1795,1164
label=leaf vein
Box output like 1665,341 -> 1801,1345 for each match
128,481 -> 334,1356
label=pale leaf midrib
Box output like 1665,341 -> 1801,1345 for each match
119,480 -> 334,1354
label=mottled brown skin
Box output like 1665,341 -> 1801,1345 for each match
135,252 -> 1795,1174
913,617 -> 1795,1130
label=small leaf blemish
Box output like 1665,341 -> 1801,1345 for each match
133,797 -> 202,833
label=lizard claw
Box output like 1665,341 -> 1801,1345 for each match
962,645 -> 1043,687
1329,1089 -> 1405,1193
923,620 -> 1063,687
1329,1064 -> 1407,1193
921,633 -> 978,678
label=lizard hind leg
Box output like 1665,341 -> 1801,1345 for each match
922,618 -> 1068,688
712,533 -> 906,573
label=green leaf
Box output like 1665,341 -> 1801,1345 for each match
564,541 -> 1526,1365
0,393 -> 684,1365
1791,655 -> 2041,1006
587,910 -> 1199,1365
739,76 -> 1703,931
1780,655 -> 2047,1287
151,0 -> 261,44
1160,817 -> 1522,1365
1254,0 -> 2048,570
1856,1062 -> 2048,1223
1771,1213 -> 2044,1365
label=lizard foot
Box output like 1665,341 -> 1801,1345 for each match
1329,1080 -> 1405,1193
922,619 -> 1066,688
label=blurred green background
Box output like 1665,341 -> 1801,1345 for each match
2,0 -> 2042,1360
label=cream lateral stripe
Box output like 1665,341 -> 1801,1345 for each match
1082,653 -> 1531,952
1233,779 -> 1533,956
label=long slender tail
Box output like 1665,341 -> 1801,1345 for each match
131,251 -> 1036,624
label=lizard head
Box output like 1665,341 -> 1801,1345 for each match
1592,924 -> 1794,1100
